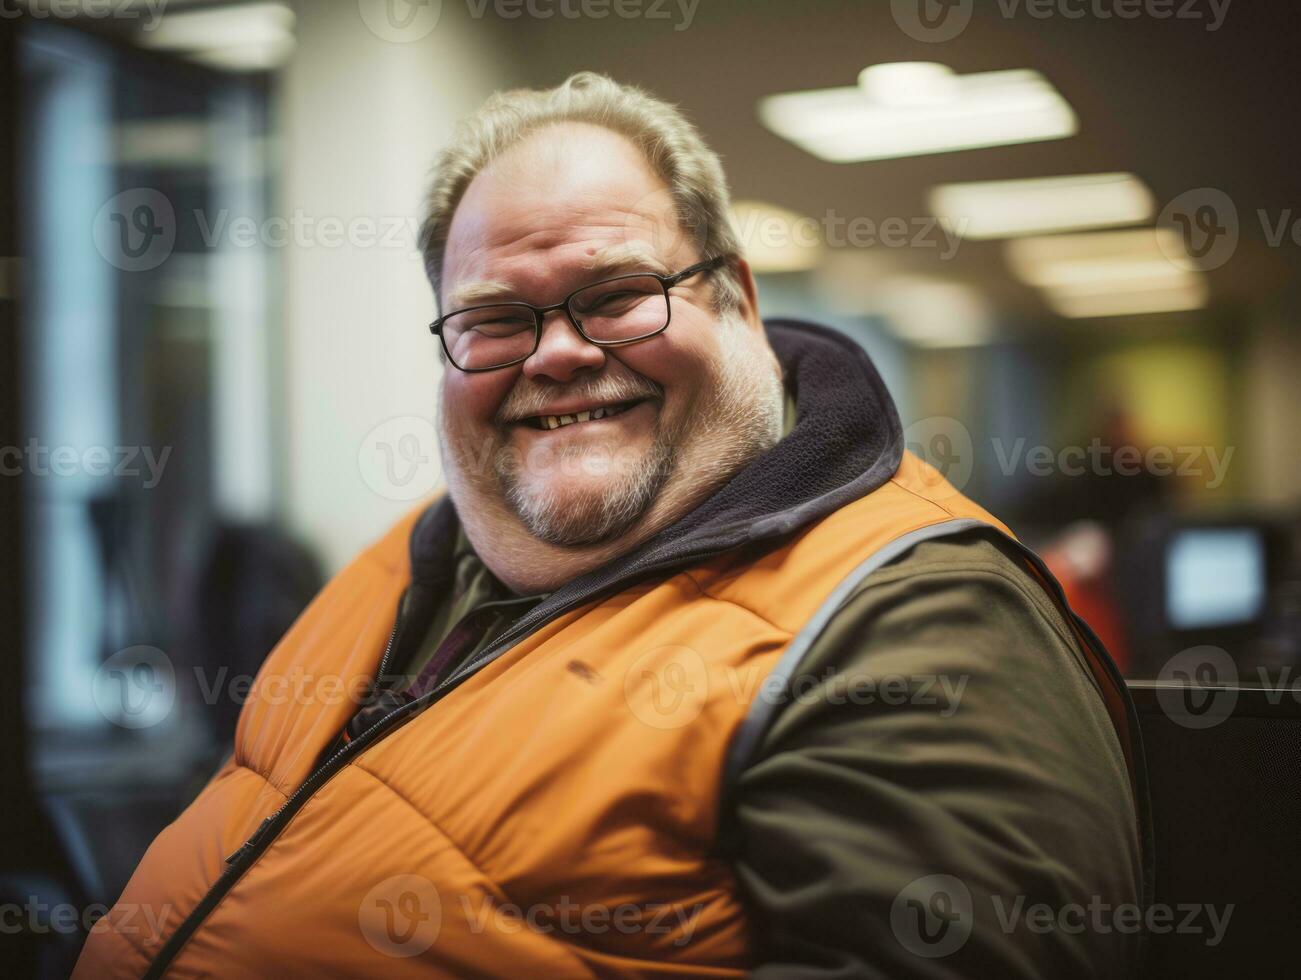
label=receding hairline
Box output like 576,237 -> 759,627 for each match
419,71 -> 745,315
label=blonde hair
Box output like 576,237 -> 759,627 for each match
418,71 -> 743,312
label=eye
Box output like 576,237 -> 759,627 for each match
574,282 -> 658,316
472,318 -> 531,337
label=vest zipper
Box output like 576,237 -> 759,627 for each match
142,551 -> 711,977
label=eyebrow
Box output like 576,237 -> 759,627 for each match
445,244 -> 673,311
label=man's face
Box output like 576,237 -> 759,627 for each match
437,123 -> 780,549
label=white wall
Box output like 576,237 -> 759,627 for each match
278,4 -> 506,571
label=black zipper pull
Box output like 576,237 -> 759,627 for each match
225,815 -> 275,865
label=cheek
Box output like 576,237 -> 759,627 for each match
442,371 -> 517,430
614,321 -> 721,390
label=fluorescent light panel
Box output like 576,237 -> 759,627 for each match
1045,281 -> 1209,318
929,173 -> 1155,240
759,65 -> 1077,163
137,2 -> 296,71
1006,228 -> 1210,318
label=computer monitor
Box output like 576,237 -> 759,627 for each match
1165,527 -> 1268,631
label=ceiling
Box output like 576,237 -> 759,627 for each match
63,0 -> 1301,330
487,0 -> 1301,328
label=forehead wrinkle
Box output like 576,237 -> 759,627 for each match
448,238 -> 676,311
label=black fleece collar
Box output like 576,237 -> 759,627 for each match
408,317 -> 904,589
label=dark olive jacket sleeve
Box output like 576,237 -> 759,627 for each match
730,533 -> 1143,979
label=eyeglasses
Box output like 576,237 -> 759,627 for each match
430,255 -> 728,373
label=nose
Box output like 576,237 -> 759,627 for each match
521,308 -> 606,383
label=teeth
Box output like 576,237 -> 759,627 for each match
538,402 -> 632,429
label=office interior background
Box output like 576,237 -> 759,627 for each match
2,0 -> 1299,975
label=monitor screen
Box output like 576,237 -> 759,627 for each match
1165,527 -> 1267,630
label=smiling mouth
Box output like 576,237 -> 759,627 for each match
522,399 -> 646,431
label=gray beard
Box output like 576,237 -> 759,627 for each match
497,419 -> 678,547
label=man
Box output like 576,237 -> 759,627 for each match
77,73 -> 1148,978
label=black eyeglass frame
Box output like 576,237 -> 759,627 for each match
429,255 -> 730,373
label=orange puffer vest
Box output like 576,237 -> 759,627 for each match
75,322 -> 1147,978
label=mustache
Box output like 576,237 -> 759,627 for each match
495,372 -> 663,425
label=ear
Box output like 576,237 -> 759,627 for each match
729,256 -> 764,332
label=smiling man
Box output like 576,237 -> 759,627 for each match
77,74 -> 1149,979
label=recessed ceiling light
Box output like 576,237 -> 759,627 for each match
758,64 -> 1077,163
929,173 -> 1155,240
